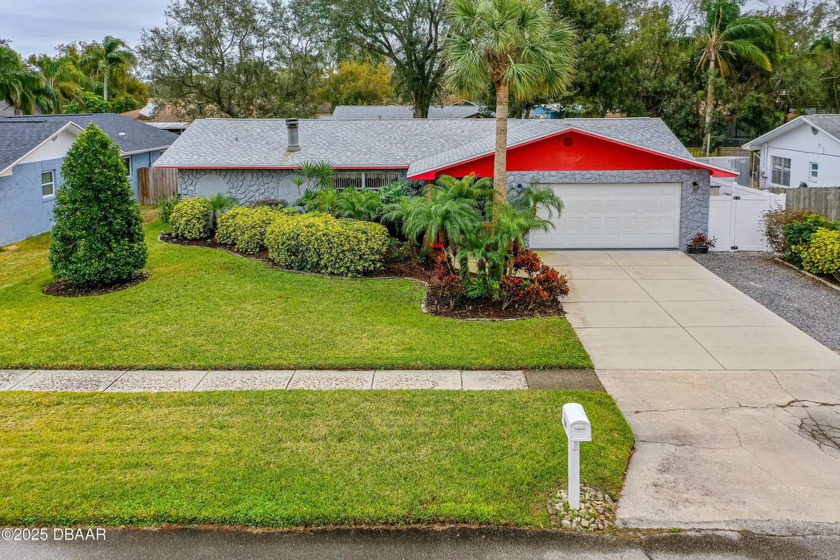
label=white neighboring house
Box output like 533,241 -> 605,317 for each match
743,114 -> 840,189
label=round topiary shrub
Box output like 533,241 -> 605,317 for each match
48,124 -> 147,287
802,227 -> 840,277
214,206 -> 250,246
170,197 -> 212,240
265,212 -> 390,276
233,206 -> 285,254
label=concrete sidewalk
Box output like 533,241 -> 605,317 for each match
0,369 -> 606,392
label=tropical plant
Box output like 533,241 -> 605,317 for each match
29,55 -> 84,112
296,160 -> 335,193
0,46 -> 52,114
208,193 -> 238,232
49,124 -> 147,286
80,35 -> 136,101
445,0 -> 576,208
696,0 -> 774,155
336,188 -> 382,221
400,190 -> 481,257
511,181 -> 564,218
301,188 -> 340,215
378,180 -> 412,206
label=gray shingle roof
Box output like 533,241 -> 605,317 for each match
803,114 -> 840,141
0,114 -> 178,170
332,105 -> 481,119
155,117 -> 695,176
0,118 -> 76,173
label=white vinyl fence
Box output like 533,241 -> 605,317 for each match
709,180 -> 786,251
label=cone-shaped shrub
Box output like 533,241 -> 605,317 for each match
49,124 -> 147,287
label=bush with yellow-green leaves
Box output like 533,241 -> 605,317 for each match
265,212 -> 390,276
170,197 -> 213,240
215,206 -> 298,254
802,227 -> 840,278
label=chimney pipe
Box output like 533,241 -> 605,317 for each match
286,118 -> 300,152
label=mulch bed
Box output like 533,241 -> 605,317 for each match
43,272 -> 149,297
425,298 -> 564,320
159,232 -> 565,320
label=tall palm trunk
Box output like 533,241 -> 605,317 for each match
103,72 -> 109,101
493,80 -> 509,214
703,51 -> 716,157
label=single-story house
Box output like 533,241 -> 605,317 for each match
153,117 -> 736,250
0,113 -> 178,245
743,114 -> 840,189
122,100 -> 193,135
332,104 -> 482,119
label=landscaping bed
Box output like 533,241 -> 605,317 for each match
0,390 -> 632,528
0,223 -> 591,370
692,251 -> 840,351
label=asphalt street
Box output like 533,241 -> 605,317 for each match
2,527 -> 839,560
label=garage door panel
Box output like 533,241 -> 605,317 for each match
530,183 -> 681,249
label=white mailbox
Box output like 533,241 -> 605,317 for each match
561,403 -> 592,510
562,403 -> 592,442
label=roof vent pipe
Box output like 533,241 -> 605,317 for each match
286,118 -> 300,152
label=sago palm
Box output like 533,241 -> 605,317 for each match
444,0 -> 576,209
697,0 -> 774,155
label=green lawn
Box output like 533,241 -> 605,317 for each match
0,222 -> 590,370
0,390 -> 632,527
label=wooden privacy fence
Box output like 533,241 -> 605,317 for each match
770,187 -> 840,220
137,167 -> 178,205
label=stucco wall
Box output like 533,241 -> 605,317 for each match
508,169 -> 711,250
177,169 -> 410,205
0,157 -> 64,245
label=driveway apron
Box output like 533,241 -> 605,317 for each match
543,250 -> 840,532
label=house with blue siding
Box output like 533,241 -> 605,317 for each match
0,113 -> 178,245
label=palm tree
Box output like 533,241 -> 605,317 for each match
511,181 -> 564,218
31,55 -> 83,112
0,46 -> 49,113
82,36 -> 136,101
444,0 -> 576,209
336,189 -> 382,221
401,191 -> 481,257
697,0 -> 773,156
208,193 -> 238,232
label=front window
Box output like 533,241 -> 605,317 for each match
122,156 -> 132,177
41,170 -> 55,198
810,162 -> 819,179
334,171 -> 402,190
771,156 -> 791,186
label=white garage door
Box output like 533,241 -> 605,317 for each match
529,183 -> 682,249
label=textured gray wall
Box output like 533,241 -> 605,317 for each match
508,169 -> 711,250
176,168 -> 710,249
0,157 -> 64,245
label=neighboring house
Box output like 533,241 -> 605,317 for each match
122,100 -> 198,135
332,104 -> 482,119
743,114 -> 840,189
0,113 -> 178,245
154,117 -> 735,250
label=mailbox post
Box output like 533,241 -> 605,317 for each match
561,403 -> 592,510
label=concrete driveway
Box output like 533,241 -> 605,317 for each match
541,250 -> 840,370
541,250 -> 840,533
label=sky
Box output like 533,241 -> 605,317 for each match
2,0 -> 782,59
1,0 -> 170,57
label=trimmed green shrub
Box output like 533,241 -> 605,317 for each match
49,124 -> 147,287
170,198 -> 212,240
782,213 -> 840,267
156,195 -> 178,224
214,206 -> 250,246
216,206 -> 299,254
802,228 -> 840,277
265,212 -> 390,276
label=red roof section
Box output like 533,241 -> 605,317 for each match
408,129 -> 738,180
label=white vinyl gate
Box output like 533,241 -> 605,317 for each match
708,182 -> 786,251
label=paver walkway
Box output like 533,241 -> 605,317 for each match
542,250 -> 840,533
0,369 -> 534,392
